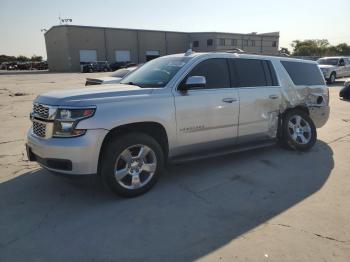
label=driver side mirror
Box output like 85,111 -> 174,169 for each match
178,76 -> 206,91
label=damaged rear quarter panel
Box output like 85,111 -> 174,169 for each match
272,59 -> 330,129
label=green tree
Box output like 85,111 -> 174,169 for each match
0,55 -> 16,63
31,55 -> 43,62
334,43 -> 350,55
291,39 -> 350,56
292,39 -> 330,56
279,47 -> 291,55
16,55 -> 30,62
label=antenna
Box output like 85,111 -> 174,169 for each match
58,13 -> 73,25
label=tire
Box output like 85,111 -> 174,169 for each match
281,109 -> 317,151
327,72 -> 336,84
100,132 -> 164,197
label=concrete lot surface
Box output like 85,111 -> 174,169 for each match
0,71 -> 350,261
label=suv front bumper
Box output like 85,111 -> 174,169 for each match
26,128 -> 108,175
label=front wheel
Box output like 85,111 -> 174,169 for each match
281,109 -> 317,151
101,133 -> 164,197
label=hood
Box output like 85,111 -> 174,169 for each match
318,64 -> 336,70
93,76 -> 122,82
35,84 -> 154,106
100,76 -> 122,84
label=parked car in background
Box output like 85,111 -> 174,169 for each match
0,62 -> 8,70
31,61 -> 48,70
17,62 -> 31,70
109,62 -> 137,71
82,61 -> 111,73
6,62 -> 18,70
27,51 -> 329,197
339,81 -> 350,99
317,56 -> 350,84
85,66 -> 138,86
0,61 -> 48,71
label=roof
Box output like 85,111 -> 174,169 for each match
320,56 -> 347,59
164,50 -> 316,64
45,24 -> 279,38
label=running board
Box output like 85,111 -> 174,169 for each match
169,140 -> 277,164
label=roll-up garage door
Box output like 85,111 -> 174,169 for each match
115,50 -> 131,62
145,50 -> 160,61
79,50 -> 97,63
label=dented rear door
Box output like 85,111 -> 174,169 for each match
230,58 -> 281,143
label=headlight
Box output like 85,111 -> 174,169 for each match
53,107 -> 95,137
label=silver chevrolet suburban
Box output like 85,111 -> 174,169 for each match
317,56 -> 350,84
26,51 -> 330,197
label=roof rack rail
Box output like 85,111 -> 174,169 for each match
212,48 -> 246,53
210,50 -> 293,58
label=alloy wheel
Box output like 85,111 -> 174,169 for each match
288,115 -> 312,145
114,144 -> 157,190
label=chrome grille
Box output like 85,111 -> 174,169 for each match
33,103 -> 49,119
33,121 -> 46,137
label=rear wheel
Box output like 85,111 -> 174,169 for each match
281,109 -> 317,151
101,133 -> 164,197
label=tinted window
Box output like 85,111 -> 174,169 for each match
120,56 -> 191,88
234,59 -> 267,87
207,39 -> 213,46
192,41 -> 199,48
187,58 -> 230,89
281,61 -> 324,86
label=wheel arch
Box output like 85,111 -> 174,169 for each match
97,121 -> 169,174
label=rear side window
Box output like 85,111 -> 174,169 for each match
234,59 -> 267,87
281,61 -> 324,86
187,58 -> 230,89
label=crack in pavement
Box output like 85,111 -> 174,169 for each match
272,223 -> 350,244
178,183 -> 212,205
0,154 -> 22,158
0,196 -> 64,248
0,139 -> 25,145
326,133 -> 350,145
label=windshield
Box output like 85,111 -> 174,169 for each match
120,56 -> 191,88
317,58 -> 339,66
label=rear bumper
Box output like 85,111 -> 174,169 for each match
309,105 -> 330,128
26,128 -> 108,175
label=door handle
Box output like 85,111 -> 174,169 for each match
222,98 -> 237,103
269,94 -> 279,99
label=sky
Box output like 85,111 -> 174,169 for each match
0,0 -> 349,58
